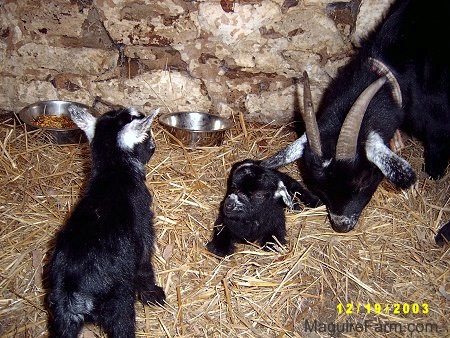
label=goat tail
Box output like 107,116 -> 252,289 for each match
48,289 -> 94,337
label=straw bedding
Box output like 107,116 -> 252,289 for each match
0,113 -> 448,337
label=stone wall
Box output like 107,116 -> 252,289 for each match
0,0 -> 393,123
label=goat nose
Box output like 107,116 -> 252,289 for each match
329,213 -> 358,233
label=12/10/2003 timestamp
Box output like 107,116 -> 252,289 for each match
337,303 -> 429,315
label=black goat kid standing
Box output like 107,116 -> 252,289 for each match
262,0 -> 450,233
207,159 -> 320,257
46,106 -> 165,338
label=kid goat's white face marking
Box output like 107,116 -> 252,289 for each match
118,119 -> 150,150
226,193 -> 246,212
233,162 -> 254,171
118,108 -> 160,150
228,193 -> 242,206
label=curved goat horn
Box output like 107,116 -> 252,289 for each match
335,76 -> 387,160
301,71 -> 322,157
370,58 -> 402,107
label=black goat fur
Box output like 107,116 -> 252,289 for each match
207,159 -> 320,257
46,107 -> 165,338
262,0 -> 450,233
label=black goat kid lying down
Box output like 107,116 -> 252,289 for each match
262,0 -> 450,233
46,106 -> 165,338
207,159 -> 320,257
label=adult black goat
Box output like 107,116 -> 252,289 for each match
46,106 -> 165,338
261,0 -> 450,233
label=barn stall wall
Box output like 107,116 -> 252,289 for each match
0,0 -> 393,124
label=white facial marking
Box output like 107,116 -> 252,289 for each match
229,193 -> 238,202
234,162 -> 255,172
228,193 -> 244,207
118,119 -> 148,150
117,108 -> 159,150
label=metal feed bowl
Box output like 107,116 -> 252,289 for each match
159,111 -> 233,147
18,100 -> 94,144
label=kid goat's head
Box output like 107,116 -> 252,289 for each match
69,106 -> 160,166
223,160 -> 294,220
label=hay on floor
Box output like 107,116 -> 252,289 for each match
0,113 -> 448,337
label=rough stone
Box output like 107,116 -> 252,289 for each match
94,71 -> 211,113
8,43 -> 118,76
0,77 -> 58,110
0,0 -> 390,123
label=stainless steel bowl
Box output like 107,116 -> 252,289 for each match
18,100 -> 94,144
159,111 -> 233,147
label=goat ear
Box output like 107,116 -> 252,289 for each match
68,105 -> 97,142
365,132 -> 417,188
274,181 -> 294,209
118,108 -> 160,150
261,134 -> 307,168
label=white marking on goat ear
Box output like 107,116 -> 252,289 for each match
147,107 -> 161,122
274,181 -> 293,209
365,132 -> 416,188
68,105 -> 97,142
261,133 -> 307,168
118,108 -> 160,150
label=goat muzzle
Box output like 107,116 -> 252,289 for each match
329,212 -> 359,233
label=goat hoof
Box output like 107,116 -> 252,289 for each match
206,241 -> 233,257
139,285 -> 166,306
